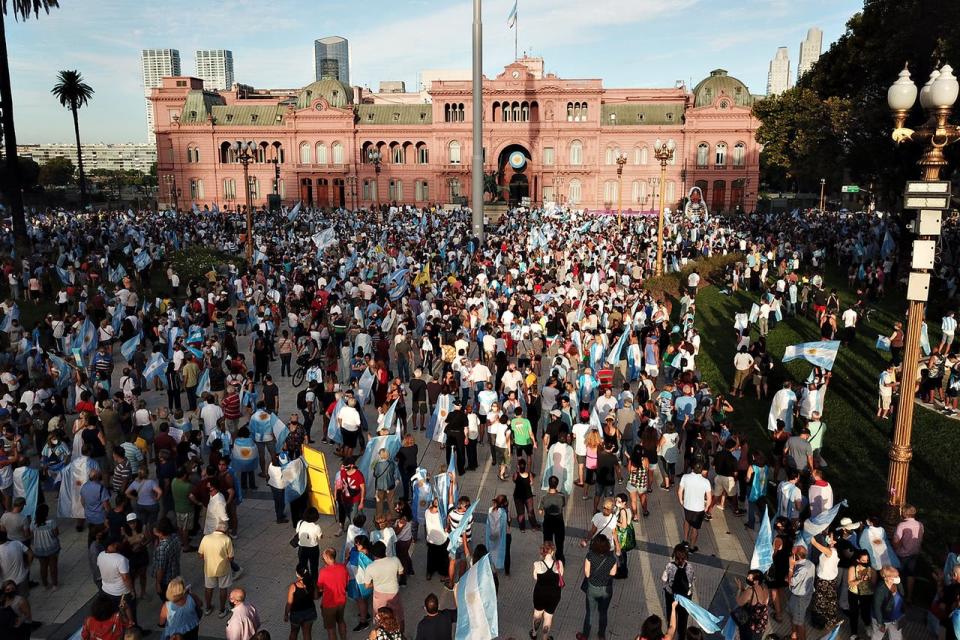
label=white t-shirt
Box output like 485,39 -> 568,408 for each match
501,370 -> 524,392
296,520 -> 323,548
842,309 -> 858,328
590,511 -> 617,546
488,422 -> 510,448
200,404 -> 224,436
97,551 -> 131,596
338,406 -> 361,432
816,549 -> 840,580
572,422 -> 592,456
679,473 -> 711,512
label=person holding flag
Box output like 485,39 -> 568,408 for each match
732,569 -> 771,640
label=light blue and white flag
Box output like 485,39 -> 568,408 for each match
357,368 -> 376,406
920,322 -> 931,356
167,326 -> 180,359
327,398 -> 345,444
196,368 -> 211,397
782,340 -> 840,371
272,414 -> 290,452
74,318 -> 98,355
313,228 -> 337,251
248,410 -> 276,443
447,499 -> 479,559
606,326 -> 630,366
382,399 -> 399,434
484,506 -> 508,571
108,264 -> 127,283
186,325 -> 205,344
253,249 -> 268,264
356,431 -> 401,483
875,335 -> 891,352
142,352 -> 168,385
12,467 -> 39,520
231,437 -> 259,474
56,265 -> 72,285
751,507 -> 773,573
454,556 -> 498,639
506,0 -> 517,28
427,393 -> 453,444
48,353 -> 73,390
281,457 -> 308,503
120,334 -> 141,361
133,249 -> 152,271
881,230 -> 896,258
673,594 -> 723,634
287,201 -> 302,222
722,616 -> 737,640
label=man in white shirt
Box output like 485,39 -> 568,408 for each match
500,362 -> 524,396
571,412 -> 594,488
337,397 -> 362,456
469,362 -> 492,397
97,540 -> 135,621
776,470 -> 804,525
941,310 -> 957,353
677,463 -> 711,553
594,387 -> 618,421
200,400 -> 225,437
0,529 -> 32,596
204,484 -> 229,536
807,468 -> 834,518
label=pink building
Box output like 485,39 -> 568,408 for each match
151,58 -> 760,213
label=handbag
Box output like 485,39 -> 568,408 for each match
617,524 -> 637,553
289,522 -> 300,548
580,576 -> 589,593
731,586 -> 755,626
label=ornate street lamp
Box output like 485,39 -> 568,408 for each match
615,152 -> 628,228
884,62 -> 959,531
652,138 -> 676,276
231,140 -> 256,265
367,148 -> 383,209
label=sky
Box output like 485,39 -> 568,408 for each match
6,0 -> 865,144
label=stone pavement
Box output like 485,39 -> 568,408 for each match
29,345 -> 933,640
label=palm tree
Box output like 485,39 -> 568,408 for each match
51,70 -> 94,207
0,1 -> 59,251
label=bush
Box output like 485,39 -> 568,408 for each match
643,252 -> 743,298
169,248 -> 242,283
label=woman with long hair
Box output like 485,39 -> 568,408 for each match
576,534 -> 617,640
635,602 -> 679,640
581,430 -> 602,501
530,541 -> 563,640
295,507 -> 323,579
31,503 -> 61,590
810,531 -> 843,629
285,564 -> 318,640
367,607 -> 403,640
614,493 -> 634,579
626,444 -> 650,519
656,423 -> 680,491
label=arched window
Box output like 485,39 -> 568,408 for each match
248,177 -> 259,199
316,143 -> 327,165
581,102 -> 588,121
458,104 -> 465,122
569,140 -> 583,165
504,103 -> 511,122
603,180 -> 618,205
415,180 -> 429,201
220,141 -> 235,163
222,178 -> 236,200
273,141 -> 284,164
512,102 -> 520,121
449,178 -> 461,200
521,102 -> 529,122
666,180 -> 675,203
444,104 -> 451,123
696,142 -> 709,168
715,142 -> 727,166
332,142 -> 344,165
568,179 -> 582,204
389,179 -> 403,202
634,146 -> 648,166
186,146 -> 199,163
449,140 -> 461,164
631,180 -> 646,204
733,142 -> 746,167
299,142 -> 311,164
392,144 -> 404,164
492,102 -> 500,122
189,178 -> 204,200
416,143 -> 429,164
566,102 -> 573,122
574,103 -> 582,122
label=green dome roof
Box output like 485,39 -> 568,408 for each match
296,78 -> 353,109
692,69 -> 753,108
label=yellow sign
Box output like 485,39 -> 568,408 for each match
302,445 -> 335,516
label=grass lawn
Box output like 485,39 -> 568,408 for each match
687,275 -> 959,557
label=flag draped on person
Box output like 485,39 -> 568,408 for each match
196,368 -> 211,397
357,368 -> 375,406
751,507 -> 773,572
231,437 -> 259,473
356,431 -> 401,485
484,506 -> 508,571
133,249 -> 152,271
673,594 -> 723,634
434,463 -> 458,521
427,393 -> 453,444
447,499 -> 479,559
326,398 -> 345,444
142,352 -> 168,385
12,467 -> 39,519
74,318 -> 98,356
313,228 -> 337,251
108,264 -> 127,283
281,457 -> 308,502
382,399 -> 399,434
782,340 -> 840,371
606,326 -> 630,366
48,353 -> 74,390
455,554 -> 499,640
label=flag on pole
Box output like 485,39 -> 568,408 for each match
287,201 -> 302,222
142,352 -> 168,385
427,394 -> 453,444
782,340 -> 840,371
196,368 -> 211,397
506,0 -> 517,27
455,554 -> 499,640
606,326 -> 630,365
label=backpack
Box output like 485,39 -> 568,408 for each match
671,562 -> 690,597
297,389 -> 309,412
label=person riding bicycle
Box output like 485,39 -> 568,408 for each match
297,336 -> 323,368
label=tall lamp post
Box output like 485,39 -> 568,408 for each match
652,138 -> 676,276
471,0 -> 485,244
231,140 -> 256,266
367,148 -> 382,210
347,176 -> 357,210
819,177 -> 826,211
884,62 -> 959,531
615,152 -> 627,228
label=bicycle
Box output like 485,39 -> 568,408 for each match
292,355 -> 324,388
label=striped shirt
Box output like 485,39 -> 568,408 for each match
447,508 -> 472,542
943,316 -> 957,336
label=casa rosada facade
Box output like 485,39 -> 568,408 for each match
151,57 -> 761,214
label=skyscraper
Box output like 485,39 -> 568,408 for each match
314,36 -> 350,85
141,49 -> 181,143
766,47 -> 792,96
195,49 -> 235,91
797,27 -> 823,79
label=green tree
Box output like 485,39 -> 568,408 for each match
51,69 -> 94,207
0,155 -> 38,193
38,155 -> 73,186
752,87 -> 852,193
0,0 -> 59,250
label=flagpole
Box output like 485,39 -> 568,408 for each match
471,0 -> 484,245
514,10 -> 518,61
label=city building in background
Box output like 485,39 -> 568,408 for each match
150,57 -> 760,213
313,36 -> 349,85
18,143 -> 157,173
195,49 -> 235,91
141,49 -> 181,143
797,27 -> 823,79
379,81 -> 407,94
766,46 -> 792,95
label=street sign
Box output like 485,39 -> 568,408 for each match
841,185 -> 860,193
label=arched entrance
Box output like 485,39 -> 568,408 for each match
301,178 -> 313,206
497,144 -> 532,206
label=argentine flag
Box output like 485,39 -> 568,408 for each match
120,334 -> 141,361
382,399 -> 399,434
356,431 -> 401,482
750,507 -> 773,573
447,499 -> 479,559
782,340 -> 840,371
606,326 -> 630,366
673,594 -> 723,634
287,201 -> 302,222
196,368 -> 211,397
142,352 -> 168,384
455,555 -> 499,640
282,458 -> 308,502
427,394 -> 453,444
48,353 -> 74,390
75,318 -> 98,355
231,437 -> 259,474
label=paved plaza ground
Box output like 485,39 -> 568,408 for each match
28,335 -> 930,640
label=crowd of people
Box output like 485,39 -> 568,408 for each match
0,201 -> 954,640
